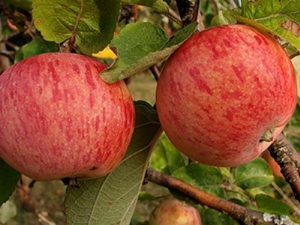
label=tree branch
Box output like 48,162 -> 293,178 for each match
268,133 -> 300,203
145,168 -> 298,225
176,0 -> 194,26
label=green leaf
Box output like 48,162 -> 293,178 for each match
32,0 -> 121,55
101,22 -> 197,83
234,158 -> 273,190
172,164 -> 225,197
138,191 -> 156,201
211,9 -> 240,26
0,158 -> 20,206
240,0 -> 300,51
198,207 -> 239,225
15,36 -> 58,62
121,0 -> 169,13
111,22 -> 169,65
65,101 -> 161,225
0,199 -> 17,224
286,104 -> 300,152
256,194 -> 292,215
149,133 -> 188,174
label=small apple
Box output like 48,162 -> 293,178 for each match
156,24 -> 297,167
149,199 -> 202,225
0,53 -> 135,181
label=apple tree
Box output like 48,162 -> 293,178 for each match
1,0 -> 300,224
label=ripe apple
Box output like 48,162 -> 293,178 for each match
0,53 -> 135,181
156,24 -> 297,167
149,199 -> 202,225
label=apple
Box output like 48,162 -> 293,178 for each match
156,24 -> 297,167
149,199 -> 202,225
0,53 -> 135,181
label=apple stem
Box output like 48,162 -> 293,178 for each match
145,168 -> 290,225
149,65 -> 160,82
259,129 -> 275,142
268,133 -> 300,203
163,8 -> 184,27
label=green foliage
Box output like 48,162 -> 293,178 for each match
15,36 -> 58,62
210,9 -> 240,26
149,133 -> 188,174
101,22 -> 197,83
172,164 -> 225,197
198,207 -> 239,225
65,101 -> 161,225
209,0 -> 300,51
256,194 -> 292,215
1,1 -> 300,225
0,158 -> 20,206
121,0 -> 169,13
240,0 -> 300,51
32,0 -> 121,55
234,158 -> 273,189
112,22 -> 169,65
0,200 -> 17,224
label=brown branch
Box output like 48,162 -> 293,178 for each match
145,168 -> 298,225
268,133 -> 300,202
163,9 -> 183,27
175,0 -> 194,26
191,0 -> 200,23
149,65 -> 160,82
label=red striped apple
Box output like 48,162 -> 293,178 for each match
0,53 -> 135,181
149,199 -> 202,225
156,24 -> 297,167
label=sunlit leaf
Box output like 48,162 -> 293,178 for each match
111,22 -> 169,65
65,101 -> 161,225
198,206 -> 239,225
0,200 -> 17,224
0,158 -> 20,206
234,158 -> 273,189
15,36 -> 57,62
32,0 -> 121,55
240,0 -> 300,51
138,191 -> 156,201
149,133 -> 188,174
172,164 -> 225,197
121,0 -> 169,13
92,46 -> 117,60
211,9 -> 240,26
101,22 -> 197,83
256,194 -> 292,215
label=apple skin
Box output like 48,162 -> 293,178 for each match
149,199 -> 202,225
156,24 -> 297,167
0,53 -> 135,181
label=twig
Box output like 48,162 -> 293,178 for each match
191,0 -> 200,23
268,133 -> 300,203
38,212 -> 56,225
175,0 -> 194,25
271,181 -> 300,216
149,65 -> 160,82
145,168 -> 298,225
290,51 -> 300,59
163,7 -> 183,27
